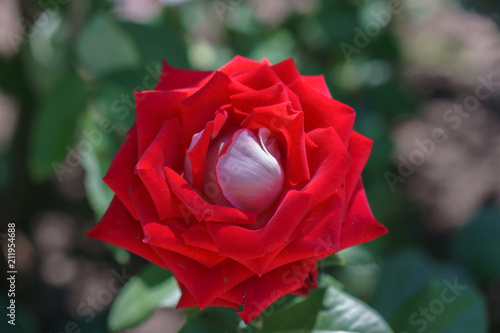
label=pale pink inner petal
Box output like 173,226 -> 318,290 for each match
202,129 -> 235,207
216,128 -> 284,213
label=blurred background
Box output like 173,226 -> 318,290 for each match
0,0 -> 499,332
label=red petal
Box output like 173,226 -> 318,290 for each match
302,75 -> 332,98
155,60 -> 214,91
292,263 -> 318,296
239,246 -> 283,276
129,184 -> 225,268
260,58 -> 272,66
177,284 -> 240,309
263,192 -> 344,274
232,65 -> 281,90
242,101 -> 310,186
271,58 -> 301,85
181,221 -> 219,253
230,259 -> 316,324
302,128 -> 352,209
135,90 -> 190,156
136,118 -> 185,220
86,196 -> 167,269
345,131 -> 373,206
229,83 -> 290,123
103,127 -> 140,220
180,72 -> 234,146
338,181 -> 388,251
186,109 -> 228,191
219,56 -> 265,77
144,221 -> 225,269
206,190 -> 312,261
288,79 -> 355,145
164,167 -> 257,225
150,247 -> 254,308
186,122 -> 214,191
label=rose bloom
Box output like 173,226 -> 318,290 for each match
87,56 -> 387,323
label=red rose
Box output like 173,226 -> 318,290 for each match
87,56 -> 387,323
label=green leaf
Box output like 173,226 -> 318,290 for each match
318,253 -> 346,268
92,74 -> 138,133
312,331 -> 358,333
28,72 -> 87,182
340,245 -> 377,266
79,114 -> 113,219
370,249 -> 488,333
79,108 -> 130,265
314,284 -> 393,333
179,275 -> 390,333
120,21 -> 189,68
179,307 -> 241,333
260,288 -> 326,333
108,264 -> 181,332
389,280 -> 487,333
249,29 -> 297,64
76,14 -> 141,76
450,206 -> 500,282
370,249 -> 440,319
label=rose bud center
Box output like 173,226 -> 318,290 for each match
184,127 -> 284,214
216,128 -> 284,213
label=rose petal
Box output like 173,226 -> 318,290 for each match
224,259 -> 316,324
338,180 -> 388,251
271,58 -> 301,85
181,222 -> 219,253
135,90 -> 190,156
164,167 -> 257,225
239,61 -> 305,110
288,78 -> 355,145
260,58 -> 272,66
136,118 -> 185,220
302,127 -> 352,209
232,65 -> 281,90
148,247 -> 254,308
184,109 -> 229,191
177,284 -> 239,309
239,246 -> 283,276
344,131 -> 373,206
201,127 -> 235,207
103,127 -> 140,220
129,184 -> 226,268
292,263 -> 318,296
155,60 -> 214,91
184,125 -> 212,191
262,191 -> 344,274
180,72 -> 244,146
230,83 -> 290,123
183,130 -> 203,188
219,55 -> 265,77
302,75 -> 332,98
206,190 -> 312,262
241,101 -> 310,186
86,196 -> 168,269
236,191 -> 344,276
216,128 -> 284,213
144,221 -> 225,268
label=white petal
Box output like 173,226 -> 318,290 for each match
216,128 -> 284,213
